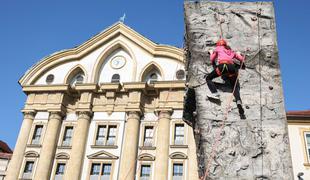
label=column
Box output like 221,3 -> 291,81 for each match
6,111 -> 36,180
119,111 -> 141,180
64,111 -> 92,180
34,111 -> 63,180
154,110 -> 172,180
188,126 -> 199,179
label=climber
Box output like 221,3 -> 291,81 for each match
205,39 -> 246,117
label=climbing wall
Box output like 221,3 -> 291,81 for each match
184,1 -> 293,179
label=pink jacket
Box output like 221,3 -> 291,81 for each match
210,46 -> 245,65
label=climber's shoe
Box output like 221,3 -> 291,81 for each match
237,100 -> 246,119
206,92 -> 220,100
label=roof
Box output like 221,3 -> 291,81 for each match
0,140 -> 12,159
0,140 -> 12,153
286,110 -> 310,118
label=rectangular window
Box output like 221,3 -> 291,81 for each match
90,163 -> 112,180
173,163 -> 183,180
107,126 -> 117,145
62,126 -> 73,146
143,126 -> 154,147
305,132 -> 310,161
96,125 -> 106,145
140,165 -> 151,180
22,161 -> 34,179
55,163 -> 65,180
101,164 -> 111,180
174,124 -> 184,145
32,125 -> 43,145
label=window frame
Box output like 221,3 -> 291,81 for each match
87,160 -> 115,180
300,128 -> 310,166
31,125 -> 43,145
62,126 -> 74,147
169,160 -> 185,180
58,123 -> 76,149
139,123 -> 157,150
92,122 -> 119,148
138,163 -> 152,180
20,158 -> 37,180
27,122 -> 47,147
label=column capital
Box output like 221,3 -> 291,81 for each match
126,111 -> 141,120
48,111 -> 65,120
22,110 -> 36,119
155,108 -> 173,118
77,111 -> 93,119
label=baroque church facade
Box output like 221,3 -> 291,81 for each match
6,23 -> 199,180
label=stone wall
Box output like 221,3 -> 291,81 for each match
184,1 -> 293,179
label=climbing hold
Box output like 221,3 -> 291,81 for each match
220,18 -> 225,23
251,16 -> 258,21
266,52 -> 272,58
245,105 -> 250,109
269,86 -> 273,90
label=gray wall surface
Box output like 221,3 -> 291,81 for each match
184,1 -> 293,179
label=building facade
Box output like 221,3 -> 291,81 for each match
6,23 -> 199,180
287,110 -> 310,180
0,141 -> 12,180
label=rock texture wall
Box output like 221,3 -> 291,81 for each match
184,1 -> 293,179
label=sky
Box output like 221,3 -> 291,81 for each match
0,0 -> 309,148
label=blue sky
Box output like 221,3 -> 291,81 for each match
0,0 -> 309,148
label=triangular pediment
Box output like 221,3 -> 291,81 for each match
87,150 -> 118,160
19,22 -> 183,86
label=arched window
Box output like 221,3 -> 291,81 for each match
149,73 -> 158,83
111,74 -> 120,83
69,73 -> 85,86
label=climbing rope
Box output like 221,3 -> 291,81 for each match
200,5 -> 261,180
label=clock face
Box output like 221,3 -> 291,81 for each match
110,56 -> 126,69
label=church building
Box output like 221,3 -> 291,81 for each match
6,22 -> 199,180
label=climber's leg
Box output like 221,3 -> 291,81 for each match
229,74 -> 245,119
205,65 -> 223,100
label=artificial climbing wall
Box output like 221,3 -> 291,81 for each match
184,1 -> 293,179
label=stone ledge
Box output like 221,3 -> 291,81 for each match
170,145 -> 188,148
139,146 -> 156,150
26,144 -> 42,148
57,146 -> 72,149
91,145 -> 118,149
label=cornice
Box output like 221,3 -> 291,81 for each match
73,83 -> 98,92
99,83 -> 122,92
22,84 -> 69,93
19,22 -> 184,86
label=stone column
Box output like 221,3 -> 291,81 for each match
188,127 -> 199,179
64,111 -> 92,180
154,110 -> 172,180
34,111 -> 63,180
6,111 -> 36,180
119,111 -> 141,180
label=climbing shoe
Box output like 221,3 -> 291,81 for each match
206,92 -> 220,100
237,100 -> 245,119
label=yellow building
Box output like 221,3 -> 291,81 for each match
287,110 -> 310,180
6,22 -> 199,180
